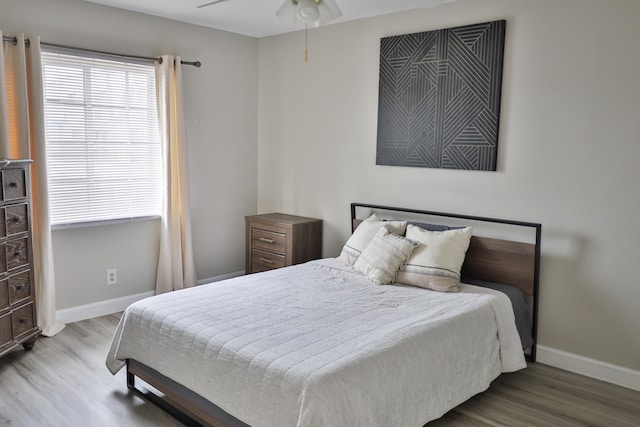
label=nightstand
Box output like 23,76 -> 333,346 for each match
245,213 -> 322,274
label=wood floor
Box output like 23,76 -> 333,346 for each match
1,314 -> 639,427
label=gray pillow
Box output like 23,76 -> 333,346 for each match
408,221 -> 464,232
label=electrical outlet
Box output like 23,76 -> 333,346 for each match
107,268 -> 117,286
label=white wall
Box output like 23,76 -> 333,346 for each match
258,0 -> 640,374
0,0 -> 259,308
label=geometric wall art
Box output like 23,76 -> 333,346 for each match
376,20 -> 506,171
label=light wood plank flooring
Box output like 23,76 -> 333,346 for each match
1,313 -> 639,426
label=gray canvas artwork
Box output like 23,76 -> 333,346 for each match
376,20 -> 506,171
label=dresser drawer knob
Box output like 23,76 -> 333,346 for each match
14,250 -> 23,257
12,216 -> 23,224
9,180 -> 19,188
259,237 -> 275,244
259,257 -> 274,264
15,283 -> 25,291
18,317 -> 29,324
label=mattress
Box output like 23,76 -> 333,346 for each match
106,258 -> 526,427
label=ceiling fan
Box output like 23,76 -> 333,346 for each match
197,0 -> 342,27
197,0 -> 342,62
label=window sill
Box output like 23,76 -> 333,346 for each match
51,215 -> 161,231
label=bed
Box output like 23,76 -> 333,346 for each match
106,203 -> 541,427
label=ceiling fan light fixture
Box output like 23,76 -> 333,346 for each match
296,4 -> 320,24
276,0 -> 342,27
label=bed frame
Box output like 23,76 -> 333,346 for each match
125,202 -> 542,427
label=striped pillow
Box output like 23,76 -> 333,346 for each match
395,224 -> 472,292
354,227 -> 418,285
338,214 -> 407,266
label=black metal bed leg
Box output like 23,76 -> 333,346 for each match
126,361 -> 135,390
124,360 -> 205,426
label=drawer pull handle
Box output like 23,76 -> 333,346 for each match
18,317 -> 29,324
259,237 -> 275,244
259,257 -> 274,264
12,216 -> 23,224
14,250 -> 23,258
9,180 -> 19,188
15,283 -> 25,291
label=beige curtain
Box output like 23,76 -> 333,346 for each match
154,55 -> 197,294
0,32 -> 64,336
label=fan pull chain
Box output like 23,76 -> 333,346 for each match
305,24 -> 309,62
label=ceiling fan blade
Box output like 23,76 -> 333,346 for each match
197,0 -> 232,8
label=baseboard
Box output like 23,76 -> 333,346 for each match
56,291 -> 155,324
56,271 -> 245,325
537,345 -> 640,392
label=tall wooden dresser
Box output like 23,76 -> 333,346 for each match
0,160 -> 40,358
245,213 -> 322,274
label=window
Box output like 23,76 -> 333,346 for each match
41,49 -> 162,227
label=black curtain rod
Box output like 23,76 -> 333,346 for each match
2,35 -> 201,68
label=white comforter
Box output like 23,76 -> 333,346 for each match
106,258 -> 526,427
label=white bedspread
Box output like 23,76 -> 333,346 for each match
106,258 -> 526,427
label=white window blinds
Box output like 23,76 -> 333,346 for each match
41,49 -> 162,226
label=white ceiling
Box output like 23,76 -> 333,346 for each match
80,0 -> 458,38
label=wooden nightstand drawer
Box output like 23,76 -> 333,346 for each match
0,312 -> 12,349
6,237 -> 28,271
0,208 -> 6,239
0,243 -> 6,275
12,302 -> 35,339
251,229 -> 286,254
9,271 -> 31,307
0,278 -> 8,311
251,248 -> 285,273
6,203 -> 29,236
2,168 -> 27,201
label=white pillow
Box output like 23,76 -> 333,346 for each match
354,227 -> 418,285
338,214 -> 407,266
395,224 -> 472,292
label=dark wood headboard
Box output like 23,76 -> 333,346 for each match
351,203 -> 542,360
462,236 -> 536,296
